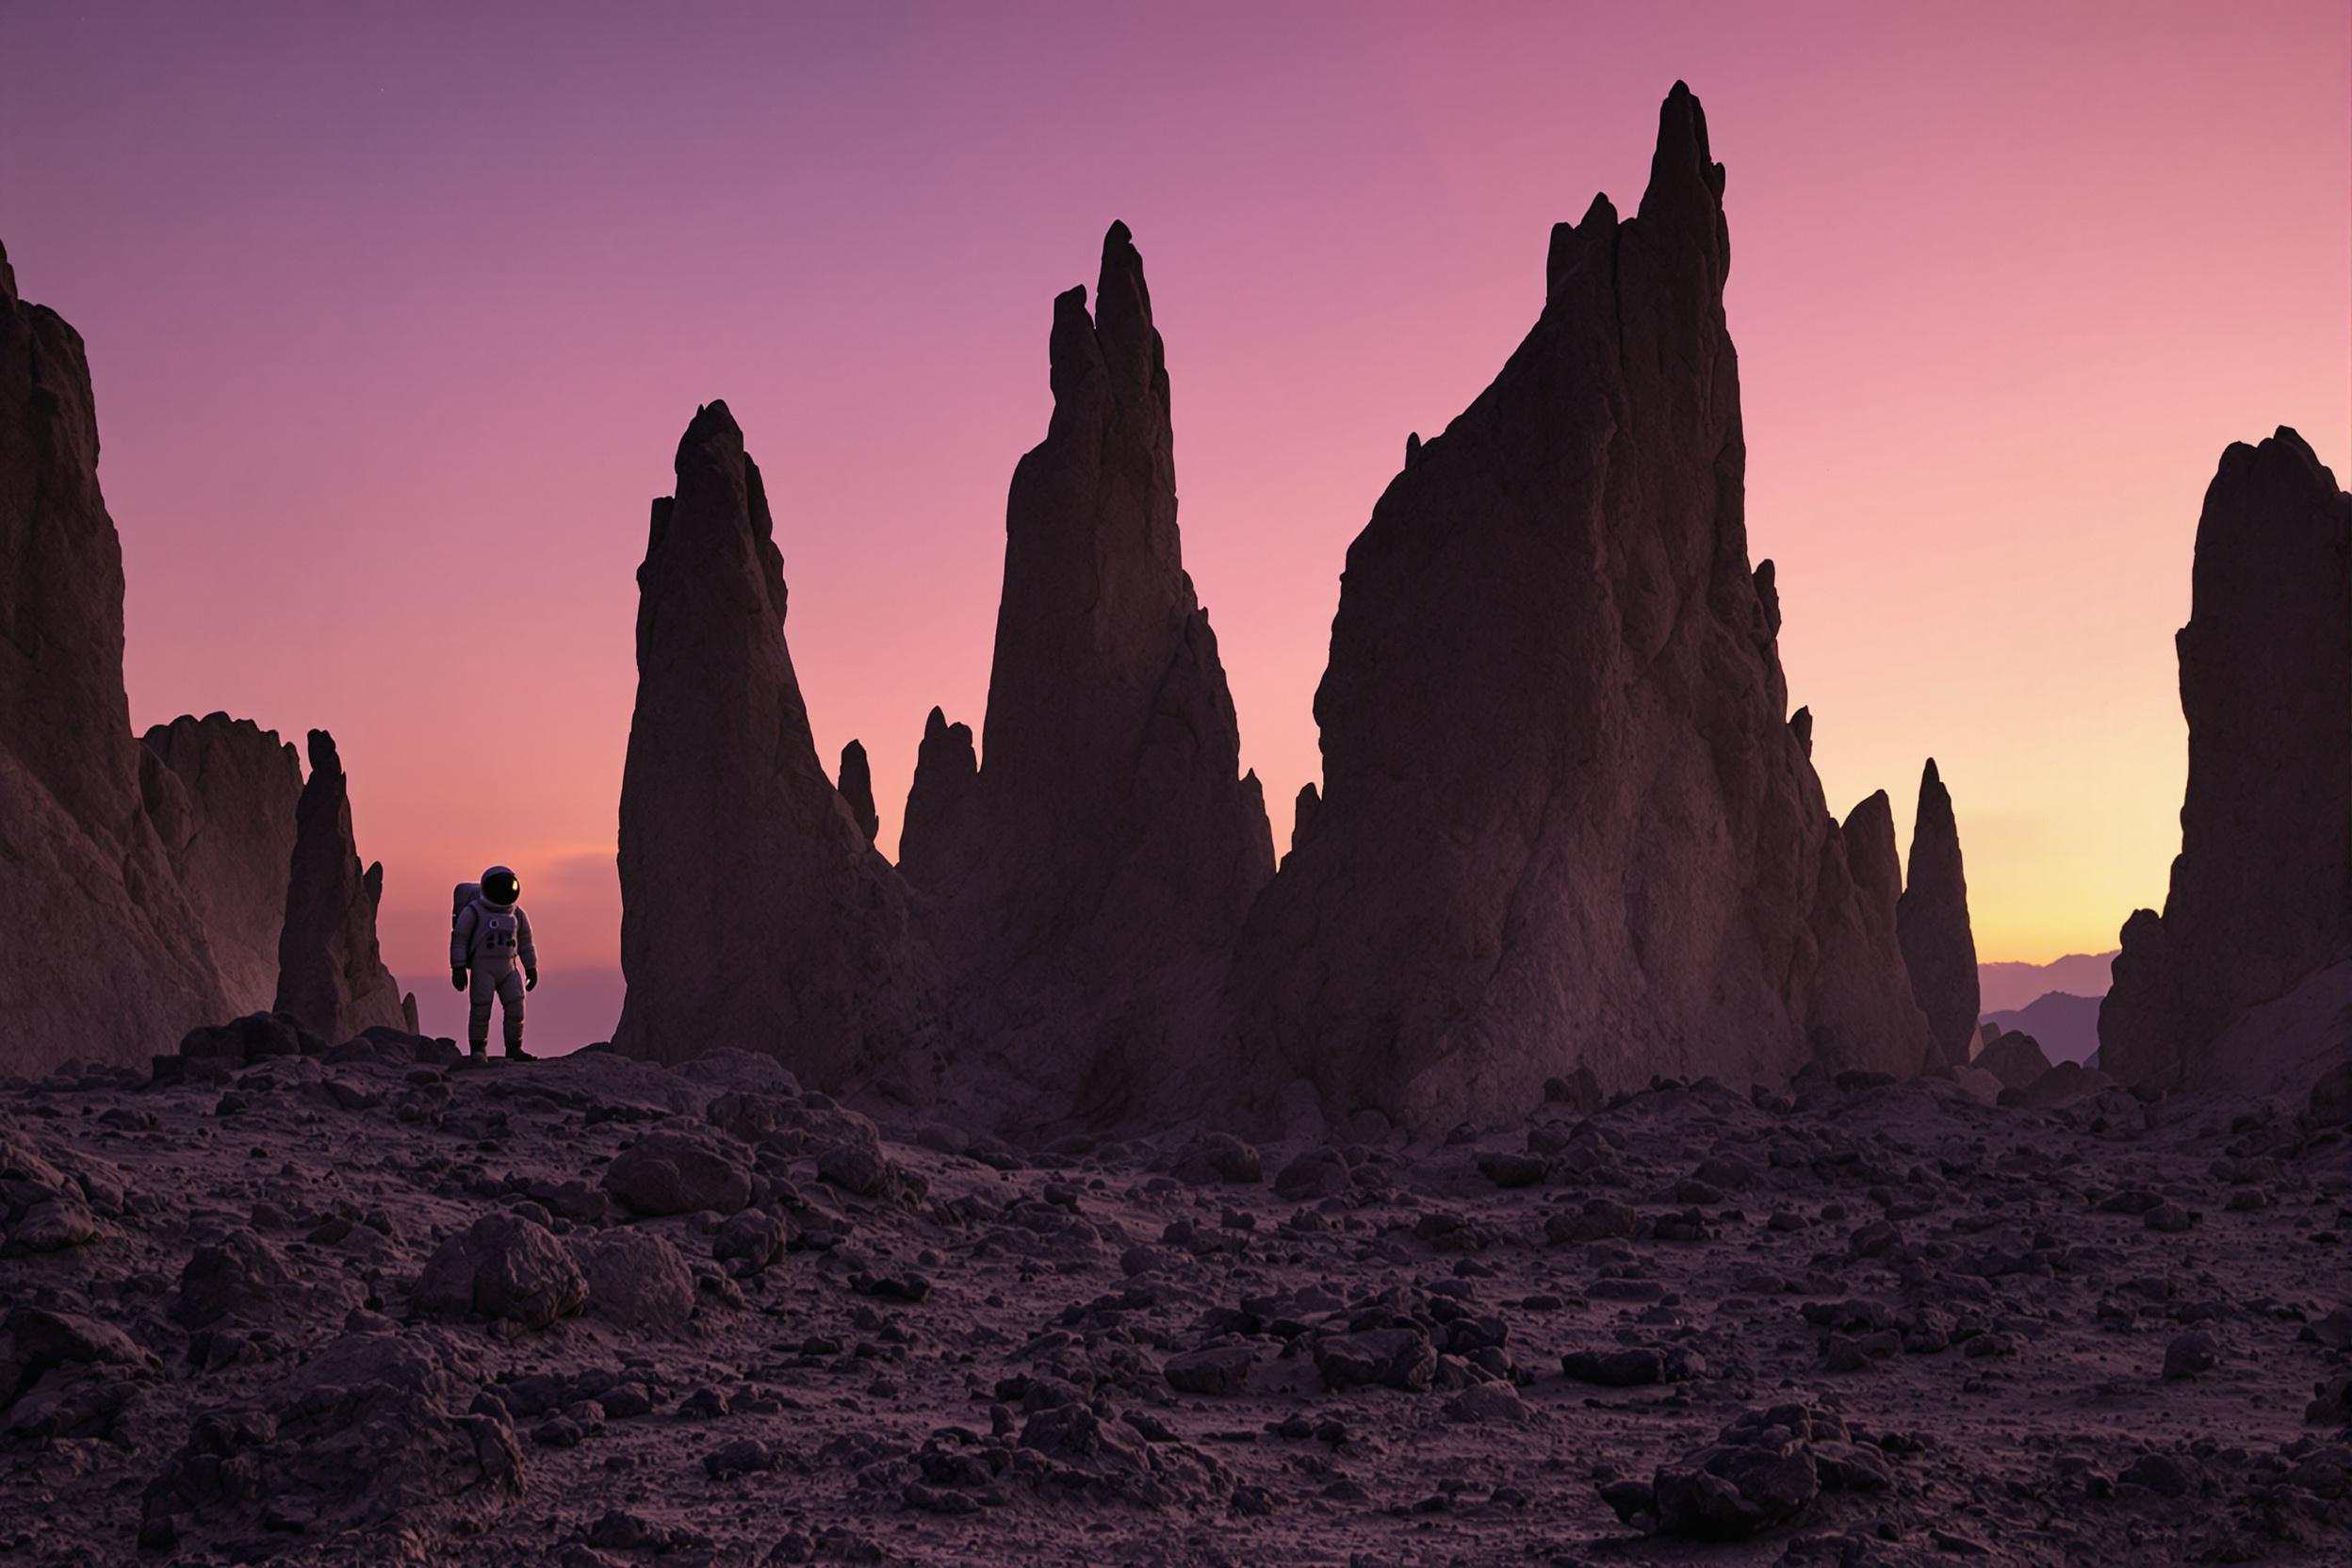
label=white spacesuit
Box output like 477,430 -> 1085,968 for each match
450,865 -> 537,1058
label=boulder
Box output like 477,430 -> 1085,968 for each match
1315,1328 -> 1435,1392
573,1230 -> 695,1333
2100,430 -> 2352,1097
612,401 -> 938,1087
1163,1345 -> 1255,1396
274,729 -> 415,1040
1972,1029 -> 2053,1093
899,221 -> 1274,1122
1601,1401 -> 1890,1541
1228,86 -> 1932,1132
411,1215 -> 588,1331
1897,759 -> 1981,1067
139,1329 -> 521,1553
139,713 -> 303,1014
603,1130 -> 751,1217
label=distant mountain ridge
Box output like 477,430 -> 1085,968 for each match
1978,952 -> 2115,1013
1981,990 -> 2101,1066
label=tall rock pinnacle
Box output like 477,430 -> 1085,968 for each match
1230,85 -> 1933,1131
0,238 -> 229,1069
905,222 -> 1273,1122
274,729 -> 415,1040
1897,759 -> 1981,1068
2099,429 -> 2352,1093
614,401 -> 937,1087
142,713 -> 305,1015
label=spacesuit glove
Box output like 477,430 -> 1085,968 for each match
526,969 -> 539,991
451,967 -> 467,991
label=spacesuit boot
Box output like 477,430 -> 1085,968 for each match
451,864 -> 538,1062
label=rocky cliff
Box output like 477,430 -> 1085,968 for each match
1228,86 -> 1933,1132
1897,759 -> 1981,1068
900,223 -> 1274,1121
613,402 -> 937,1088
273,729 -> 415,1041
0,240 -> 227,1070
2099,429 -> 2352,1093
140,712 -> 303,1015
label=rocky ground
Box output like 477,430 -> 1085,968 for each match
4,1022 -> 2348,1567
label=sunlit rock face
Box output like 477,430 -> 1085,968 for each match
141,712 -> 303,1016
2099,428 -> 2352,1095
0,240 -> 227,1070
614,401 -> 938,1090
1228,85 -> 1933,1134
274,729 -> 415,1041
900,222 -> 1273,1124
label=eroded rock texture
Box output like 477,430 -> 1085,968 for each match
903,223 -> 1273,1120
1898,759 -> 1981,1068
613,401 -> 936,1087
140,712 -> 303,1015
1230,86 -> 1931,1132
2099,429 -> 2352,1094
0,240 -> 226,1070
274,730 -> 415,1041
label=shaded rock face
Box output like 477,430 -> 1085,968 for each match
899,223 -> 1274,1120
1897,759 -> 1981,1068
897,706 -> 977,887
139,712 -> 303,1015
0,240 -> 227,1070
1229,86 -> 1930,1132
274,729 -> 415,1041
613,401 -> 937,1087
2100,430 -> 2352,1093
837,739 -> 880,843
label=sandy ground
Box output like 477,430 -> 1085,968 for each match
3,1036 -> 2346,1566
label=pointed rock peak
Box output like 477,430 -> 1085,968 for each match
0,237 -> 15,307
1920,757 -> 1945,796
1840,791 -> 1903,909
1790,706 -> 1814,757
305,727 -> 343,784
1292,782 -> 1322,855
1640,80 -> 1728,221
674,400 -> 743,472
1093,219 -> 1157,394
1404,433 -> 1421,467
838,740 -> 879,843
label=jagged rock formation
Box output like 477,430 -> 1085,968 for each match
2099,429 -> 2352,1093
1897,760 -> 1980,1068
273,730 -> 415,1041
837,741 -> 880,843
897,708 -> 977,887
613,402 -> 936,1088
1229,86 -> 1933,1132
899,223 -> 1273,1120
0,240 -> 227,1070
140,713 -> 303,1014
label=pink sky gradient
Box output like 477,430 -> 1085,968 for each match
5,3 -> 2345,1041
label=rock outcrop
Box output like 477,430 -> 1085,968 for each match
140,713 -> 303,1015
899,222 -> 1274,1120
837,740 -> 880,843
1897,759 -> 1980,1068
897,707 -> 977,887
0,239 -> 226,1070
2099,429 -> 2352,1093
613,401 -> 936,1087
274,730 -> 415,1041
1229,86 -> 1933,1132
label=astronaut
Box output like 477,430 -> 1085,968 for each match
450,865 -> 537,1059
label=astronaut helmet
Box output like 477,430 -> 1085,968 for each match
480,866 -> 521,907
